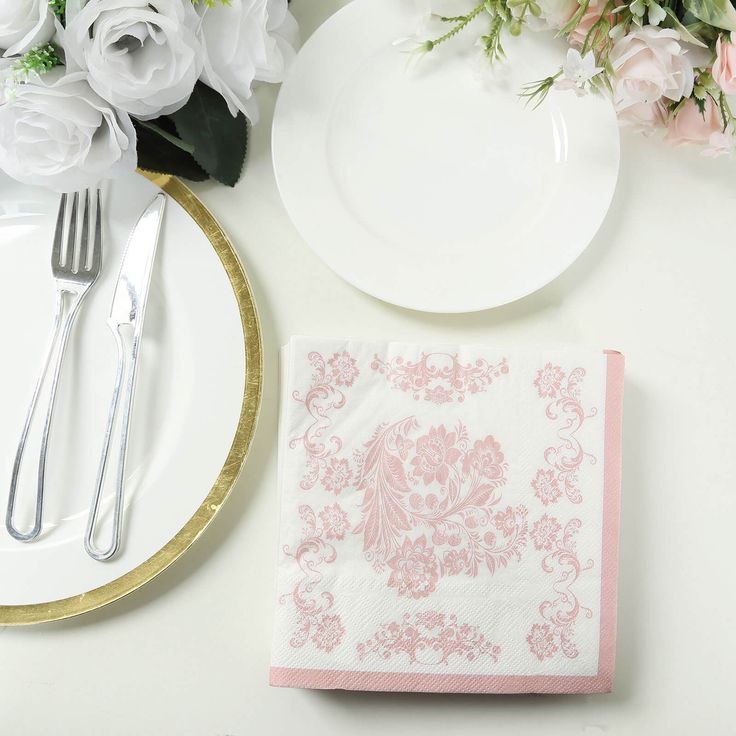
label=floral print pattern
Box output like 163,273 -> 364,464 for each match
328,351 -> 360,387
534,363 -> 565,398
290,351 -> 358,491
526,518 -> 594,660
387,536 -> 439,599
493,507 -> 518,538
442,548 -> 471,576
279,347 -> 612,672
462,435 -> 506,480
319,503 -> 350,541
280,504 -> 351,653
355,417 -> 527,598
312,614 -> 345,653
411,425 -> 461,486
527,623 -> 558,661
530,514 -> 561,551
372,352 -> 508,404
532,365 -> 598,504
531,468 -> 562,506
321,458 -> 352,495
358,612 -> 501,666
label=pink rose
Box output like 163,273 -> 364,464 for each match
534,0 -> 578,30
569,0 -> 619,49
616,100 -> 668,134
664,96 -> 721,147
610,27 -> 693,112
712,35 -> 736,95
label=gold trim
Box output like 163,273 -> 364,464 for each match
0,173 -> 263,625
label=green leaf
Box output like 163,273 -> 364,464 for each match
682,0 -> 736,31
136,119 -> 195,155
559,0 -> 591,35
662,6 -> 709,45
170,82 -> 248,187
133,119 -> 207,181
686,19 -> 721,43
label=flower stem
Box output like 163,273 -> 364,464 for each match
422,2 -> 486,51
719,92 -> 734,132
48,0 -> 65,18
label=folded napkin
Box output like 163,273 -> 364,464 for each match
271,337 -> 624,694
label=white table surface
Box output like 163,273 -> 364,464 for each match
3,1 -> 736,733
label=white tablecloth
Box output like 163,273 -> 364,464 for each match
2,1 -> 734,732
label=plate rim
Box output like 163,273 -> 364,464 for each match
272,0 -> 620,313
0,171 -> 263,625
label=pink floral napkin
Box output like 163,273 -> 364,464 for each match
270,337 -> 624,694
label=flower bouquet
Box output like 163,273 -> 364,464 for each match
0,0 -> 298,192
418,0 -> 736,155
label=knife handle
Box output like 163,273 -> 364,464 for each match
84,321 -> 141,561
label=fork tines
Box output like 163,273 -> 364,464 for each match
52,189 -> 102,281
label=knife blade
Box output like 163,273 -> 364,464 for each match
84,192 -> 166,561
109,192 -> 166,330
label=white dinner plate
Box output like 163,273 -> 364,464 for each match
272,0 -> 620,313
0,172 -> 261,622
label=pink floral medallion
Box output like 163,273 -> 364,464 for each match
321,458 -> 352,496
411,425 -> 461,486
319,503 -> 350,541
354,417 -> 527,598
371,352 -> 508,404
526,517 -> 594,661
532,364 -> 597,504
357,612 -> 501,666
279,504 -> 351,653
386,535 -> 439,599
530,513 -> 561,551
290,351 -> 359,491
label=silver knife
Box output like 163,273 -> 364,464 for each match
84,193 -> 166,561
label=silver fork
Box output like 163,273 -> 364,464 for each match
5,190 -> 102,542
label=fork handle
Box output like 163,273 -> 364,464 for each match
84,321 -> 141,561
6,290 -> 85,542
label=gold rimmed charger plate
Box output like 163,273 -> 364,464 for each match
0,172 -> 262,625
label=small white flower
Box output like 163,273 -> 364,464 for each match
0,69 -> 136,192
631,0 -> 665,25
647,2 -> 667,26
0,0 -> 55,57
702,130 -> 736,157
555,49 -> 603,95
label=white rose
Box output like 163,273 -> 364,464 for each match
610,26 -> 693,112
0,69 -> 137,192
64,0 -> 202,120
0,57 -> 15,99
199,0 -> 298,123
0,0 -> 55,57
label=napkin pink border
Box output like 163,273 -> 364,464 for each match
271,351 -> 624,694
